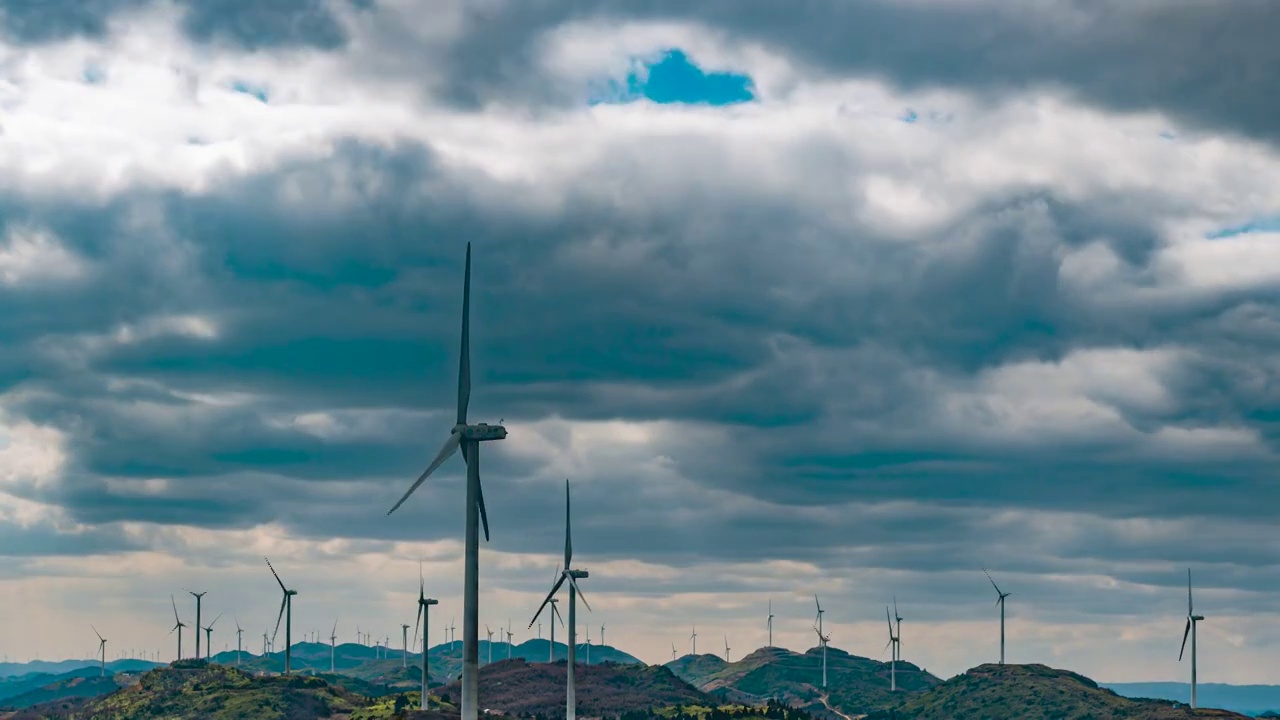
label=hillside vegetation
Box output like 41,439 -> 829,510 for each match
867,664 -> 1251,720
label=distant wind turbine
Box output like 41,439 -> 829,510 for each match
583,624 -> 591,665
984,569 -> 1011,665
546,593 -> 564,661
529,479 -> 592,720
724,635 -> 730,662
690,625 -> 697,656
1180,569 -> 1205,709
600,624 -> 605,649
203,613 -> 222,661
234,618 -> 244,666
506,620 -> 513,659
266,557 -> 298,674
671,643 -> 677,662
187,591 -> 207,660
402,624 -> 411,668
92,626 -> 107,676
885,605 -> 900,692
767,599 -> 774,648
486,625 -> 494,665
386,241 -> 508,720
168,595 -> 186,661
330,621 -> 338,673
414,564 -> 440,711
814,596 -> 827,688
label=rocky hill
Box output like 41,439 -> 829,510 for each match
439,658 -> 711,718
866,664 -> 1251,720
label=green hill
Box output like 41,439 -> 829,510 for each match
4,661 -> 372,720
867,664 -> 1251,720
0,674 -> 134,710
668,646 -> 940,717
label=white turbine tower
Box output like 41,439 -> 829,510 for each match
1179,569 -> 1205,709
414,565 -> 440,711
690,625 -> 697,656
234,618 -> 245,666
92,627 -> 107,677
885,605 -> 900,691
330,621 -> 338,673
724,636 -> 731,662
529,480 -> 592,720
546,596 -> 564,662
814,596 -> 827,688
767,599 -> 774,648
984,569 -> 1011,665
386,242 -> 507,720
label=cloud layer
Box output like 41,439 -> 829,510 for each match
2,0 -> 1280,682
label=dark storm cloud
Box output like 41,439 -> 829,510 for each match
0,0 -> 357,49
3,129 -> 1280,585
396,0 -> 1280,145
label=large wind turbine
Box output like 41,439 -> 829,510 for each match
329,622 -> 338,673
203,613 -> 222,661
1180,569 -> 1205,709
546,595 -> 563,661
486,625 -> 494,665
234,618 -> 244,666
168,595 -> 186,660
386,242 -> 507,720
767,599 -> 774,648
814,596 -> 827,688
92,627 -> 107,676
266,557 -> 298,674
724,636 -> 731,662
415,566 -> 439,711
529,479 -> 592,720
690,625 -> 697,656
984,569 -> 1011,665
189,591 -> 207,660
402,624 -> 411,668
885,606 -> 900,691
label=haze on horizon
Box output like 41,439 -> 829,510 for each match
1,0 -> 1279,685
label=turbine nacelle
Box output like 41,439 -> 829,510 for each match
458,423 -> 508,442
568,569 -> 589,580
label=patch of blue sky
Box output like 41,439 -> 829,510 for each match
82,63 -> 106,85
1206,217 -> 1280,239
590,49 -> 755,107
230,80 -> 269,103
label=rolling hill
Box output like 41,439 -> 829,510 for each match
439,658 -> 712,718
1106,682 -> 1280,717
667,646 -> 940,717
866,664 -> 1251,720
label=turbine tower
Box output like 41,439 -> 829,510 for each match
188,591 -> 207,660
486,625 -> 494,665
724,635 -> 731,662
767,599 -> 774,648
168,595 -> 186,661
507,620 -> 514,659
203,613 -> 222,661
386,242 -> 507,720
1180,569 -> 1205,709
885,606 -> 900,692
600,624 -> 605,649
414,566 -> 440,711
403,624 -> 411,668
235,618 -> 244,666
529,479 -> 592,720
546,595 -> 563,661
690,625 -> 697,656
814,596 -> 827,688
266,557 -> 298,674
92,627 -> 107,677
330,621 -> 338,674
984,569 -> 1011,665
671,643 -> 677,662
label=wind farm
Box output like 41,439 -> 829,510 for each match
4,2 -> 1278,718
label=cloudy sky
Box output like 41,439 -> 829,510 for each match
3,0 -> 1280,683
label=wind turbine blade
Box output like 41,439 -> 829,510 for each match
388,433 -> 462,516
473,454 -> 490,542
528,575 -> 569,628
551,600 -> 565,627
894,597 -> 899,619
564,478 -> 573,568
272,595 -> 287,645
814,594 -> 821,613
332,620 -> 338,638
984,568 -> 1003,596
265,557 -> 287,593
413,606 -> 422,649
887,607 -> 894,634
209,613 -> 223,629
235,615 -> 242,633
93,625 -> 103,642
1188,568 -> 1194,614
457,242 -> 471,425
171,595 -> 180,624
884,638 -> 893,652
1179,619 -> 1191,661
568,573 -> 591,612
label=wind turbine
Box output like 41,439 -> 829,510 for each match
885,606 -> 900,692
386,242 -> 508,720
506,623 -> 514,659
266,557 -> 298,674
234,618 -> 244,666
984,569 -> 1011,665
529,479 -> 592,720
600,624 -> 605,649
690,625 -> 697,656
92,627 -> 107,676
402,624 -> 411,668
1180,569 -> 1205,709
546,595 -> 564,661
767,599 -> 774,648
583,625 -> 591,665
814,596 -> 827,688
724,635 -> 730,662
203,613 -> 222,661
168,595 -> 186,660
486,625 -> 494,665
188,591 -> 207,660
414,566 -> 440,711
671,643 -> 677,662
330,621 -> 338,673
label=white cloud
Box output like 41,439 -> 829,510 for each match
0,225 -> 88,287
